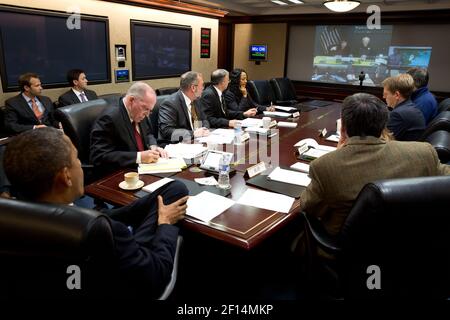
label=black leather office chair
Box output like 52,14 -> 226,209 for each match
246,80 -> 275,107
269,77 -> 298,106
0,198 -> 182,300
425,130 -> 450,163
98,93 -> 123,106
55,99 -> 110,184
156,87 -> 178,96
421,111 -> 450,140
302,176 -> 450,299
438,98 -> 450,114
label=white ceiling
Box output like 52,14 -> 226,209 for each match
182,0 -> 450,16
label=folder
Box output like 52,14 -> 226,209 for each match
245,173 -> 305,198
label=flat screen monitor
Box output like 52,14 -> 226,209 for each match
249,45 -> 267,61
131,20 -> 191,80
0,6 -> 111,92
387,46 -> 432,69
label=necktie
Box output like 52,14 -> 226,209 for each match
132,122 -> 145,151
220,96 -> 226,115
190,102 -> 199,130
30,97 -> 43,121
80,92 -> 87,102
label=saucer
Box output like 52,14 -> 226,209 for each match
119,180 -> 144,190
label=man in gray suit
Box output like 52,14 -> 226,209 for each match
158,71 -> 209,142
300,93 -> 450,236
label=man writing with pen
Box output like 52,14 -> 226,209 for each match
90,82 -> 168,178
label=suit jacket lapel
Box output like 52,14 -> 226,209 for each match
119,100 -> 139,150
177,91 -> 192,130
69,90 -> 81,104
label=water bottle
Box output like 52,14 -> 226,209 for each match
234,121 -> 242,145
217,154 -> 231,190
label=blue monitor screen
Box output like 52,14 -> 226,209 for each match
249,45 -> 267,61
387,46 -> 432,68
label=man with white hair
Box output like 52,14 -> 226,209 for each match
90,82 -> 167,177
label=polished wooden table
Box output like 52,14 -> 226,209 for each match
85,102 -> 341,250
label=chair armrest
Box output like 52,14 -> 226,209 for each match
302,212 -> 341,255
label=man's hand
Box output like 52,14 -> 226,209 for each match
194,127 -> 210,137
228,120 -> 239,128
157,195 -> 189,225
141,149 -> 160,163
266,106 -> 276,112
157,147 -> 169,158
240,85 -> 247,97
34,124 -> 47,129
243,108 -> 257,118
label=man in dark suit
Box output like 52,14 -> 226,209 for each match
90,82 -> 167,177
383,74 -> 426,141
158,71 -> 210,142
58,69 -> 98,107
201,69 -> 257,128
4,72 -> 59,134
4,127 -> 189,298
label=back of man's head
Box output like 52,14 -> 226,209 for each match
341,93 -> 389,138
180,71 -> 200,91
4,128 -> 72,201
406,67 -> 429,89
382,74 -> 415,99
210,69 -> 228,86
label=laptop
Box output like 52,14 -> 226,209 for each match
199,150 -> 235,175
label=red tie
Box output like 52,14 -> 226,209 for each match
132,122 -> 145,151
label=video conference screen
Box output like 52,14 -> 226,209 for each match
131,21 -> 191,80
0,7 -> 110,92
311,25 -> 433,87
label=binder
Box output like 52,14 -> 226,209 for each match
245,173 -> 305,198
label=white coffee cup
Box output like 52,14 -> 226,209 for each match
336,118 -> 342,135
262,117 -> 271,129
124,172 -> 139,188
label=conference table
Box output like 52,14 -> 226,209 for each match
85,101 -> 341,250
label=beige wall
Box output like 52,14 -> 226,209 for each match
0,0 -> 219,105
233,23 -> 287,80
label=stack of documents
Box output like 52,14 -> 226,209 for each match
290,162 -> 310,173
277,122 -> 297,128
138,158 -> 187,174
164,143 -> 207,159
263,111 -> 292,118
268,167 -> 311,187
237,189 -> 295,213
186,191 -> 235,222
326,134 -> 340,143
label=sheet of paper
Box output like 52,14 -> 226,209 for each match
241,118 -> 263,128
237,188 -> 295,214
142,177 -> 174,193
303,148 -> 329,159
274,106 -> 296,112
197,129 -> 235,144
268,167 -> 311,187
194,176 -> 218,186
290,162 -> 310,173
326,134 -> 340,143
164,143 -> 207,159
263,111 -> 291,118
277,121 -> 297,128
294,138 -> 336,152
186,191 -> 235,222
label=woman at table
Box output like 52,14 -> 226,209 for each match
223,68 -> 275,114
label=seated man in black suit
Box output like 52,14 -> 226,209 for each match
201,69 -> 257,129
58,69 -> 98,107
158,71 -> 210,142
383,73 -> 426,141
4,72 -> 60,134
90,82 -> 167,177
4,127 -> 189,298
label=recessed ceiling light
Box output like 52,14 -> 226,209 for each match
288,0 -> 304,4
271,0 -> 289,5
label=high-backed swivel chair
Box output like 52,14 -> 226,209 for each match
55,99 -> 110,184
269,77 -> 298,106
302,176 -> 450,299
246,80 -> 276,107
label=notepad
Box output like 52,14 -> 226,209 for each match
277,122 -> 297,128
290,162 -> 310,173
164,143 -> 207,159
186,191 -> 235,222
263,111 -> 292,118
268,167 -> 311,187
138,158 -> 186,174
